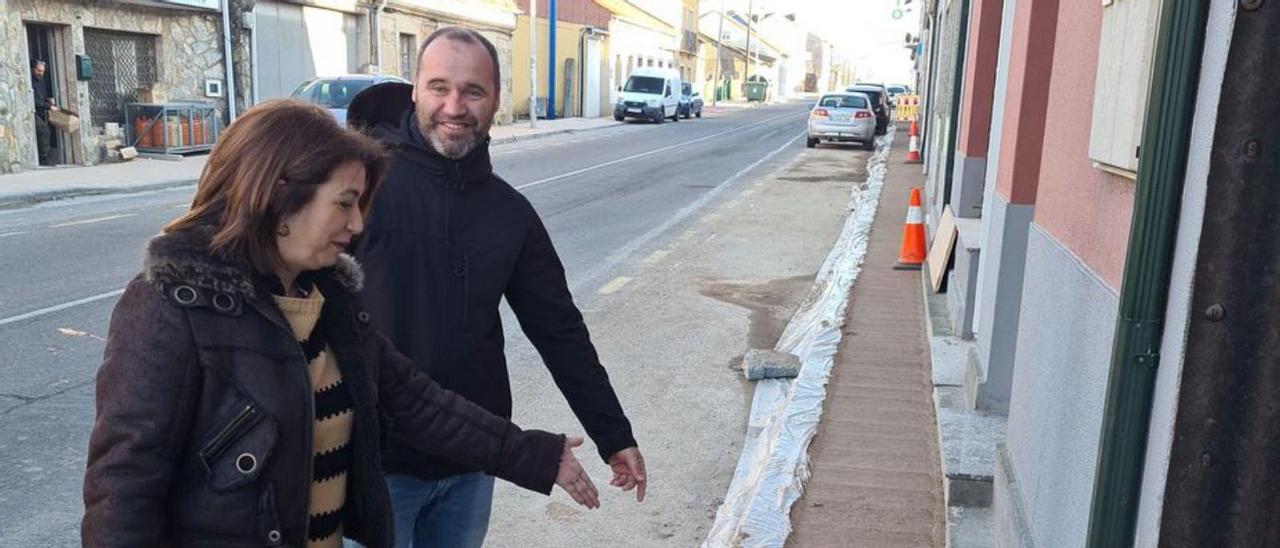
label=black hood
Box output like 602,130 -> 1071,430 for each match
347,81 -> 494,188
347,82 -> 415,142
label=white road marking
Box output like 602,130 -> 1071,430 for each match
514,111 -> 800,192
0,231 -> 29,238
597,276 -> 633,295
642,249 -> 670,264
49,213 -> 137,228
0,289 -> 125,328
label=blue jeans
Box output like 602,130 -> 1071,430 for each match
383,472 -> 496,548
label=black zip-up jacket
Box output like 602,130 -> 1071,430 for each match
348,83 -> 637,480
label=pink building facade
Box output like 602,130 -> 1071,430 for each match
915,0 -> 1243,545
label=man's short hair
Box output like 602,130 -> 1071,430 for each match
32,60 -> 46,69
417,27 -> 501,94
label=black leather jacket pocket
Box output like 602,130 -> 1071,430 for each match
199,401 -> 278,491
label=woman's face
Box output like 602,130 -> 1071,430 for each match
276,161 -> 367,276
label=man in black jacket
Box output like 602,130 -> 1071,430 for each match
348,27 -> 645,547
31,60 -> 55,166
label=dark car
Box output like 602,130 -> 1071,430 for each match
678,81 -> 703,119
847,84 -> 891,135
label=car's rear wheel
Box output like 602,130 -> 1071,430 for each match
806,137 -> 818,148
863,140 -> 875,151
695,108 -> 702,118
614,114 -> 624,122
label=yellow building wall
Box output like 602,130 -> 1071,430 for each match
511,16 -> 609,118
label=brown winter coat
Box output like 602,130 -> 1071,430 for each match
82,225 -> 564,548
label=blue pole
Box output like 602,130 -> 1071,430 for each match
548,0 -> 557,119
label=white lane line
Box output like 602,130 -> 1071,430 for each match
49,213 -> 137,228
569,129 -> 806,293
642,249 -> 670,264
0,289 -> 125,328
514,111 -> 801,192
0,231 -> 29,238
597,276 -> 633,295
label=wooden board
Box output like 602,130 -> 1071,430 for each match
928,206 -> 958,293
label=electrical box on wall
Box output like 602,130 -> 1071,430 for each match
75,55 -> 92,81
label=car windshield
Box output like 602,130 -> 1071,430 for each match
625,76 -> 665,94
293,79 -> 377,108
682,82 -> 692,95
819,95 -> 868,109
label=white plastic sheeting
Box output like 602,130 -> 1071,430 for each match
704,129 -> 896,547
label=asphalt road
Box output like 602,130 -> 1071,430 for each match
0,100 -> 824,545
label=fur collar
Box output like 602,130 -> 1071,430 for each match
142,224 -> 364,300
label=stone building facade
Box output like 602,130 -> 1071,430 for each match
0,0 -> 232,172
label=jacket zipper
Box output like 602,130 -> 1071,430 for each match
199,403 -> 257,465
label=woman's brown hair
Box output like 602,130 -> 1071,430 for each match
166,99 -> 386,274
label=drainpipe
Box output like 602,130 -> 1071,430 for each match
942,0 -> 970,209
220,0 -> 238,119
251,8 -> 259,104
373,0 -> 388,73
548,0 -> 557,120
1085,2 -> 1211,547
577,26 -> 594,118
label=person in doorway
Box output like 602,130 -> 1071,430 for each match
346,26 -> 646,548
31,60 -> 56,166
81,100 -> 600,548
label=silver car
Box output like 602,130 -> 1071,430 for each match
807,92 -> 876,150
290,74 -> 410,126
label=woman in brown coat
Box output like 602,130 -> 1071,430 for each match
81,100 -> 599,548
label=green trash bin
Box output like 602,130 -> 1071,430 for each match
745,81 -> 767,102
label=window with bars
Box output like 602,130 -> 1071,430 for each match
399,33 -> 416,80
83,28 -> 158,127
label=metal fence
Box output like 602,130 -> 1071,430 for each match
84,28 -> 158,127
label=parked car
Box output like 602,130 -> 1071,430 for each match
290,74 -> 410,126
847,84 -> 891,135
678,81 -> 703,119
614,67 -> 681,123
886,84 -> 910,97
807,92 -> 876,150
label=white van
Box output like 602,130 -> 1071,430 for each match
613,67 -> 681,123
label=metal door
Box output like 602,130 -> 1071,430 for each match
83,29 -> 158,127
255,0 -> 360,100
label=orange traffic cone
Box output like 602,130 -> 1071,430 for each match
894,188 -> 927,270
905,120 -> 922,163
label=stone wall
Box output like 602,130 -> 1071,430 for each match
0,0 -> 34,173
0,0 -> 229,170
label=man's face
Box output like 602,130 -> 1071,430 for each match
413,38 -> 499,159
33,64 -> 45,80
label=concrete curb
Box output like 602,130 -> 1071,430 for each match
0,178 -> 198,210
920,261 -> 1005,548
490,120 -> 623,146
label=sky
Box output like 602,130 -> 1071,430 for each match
719,0 -> 923,85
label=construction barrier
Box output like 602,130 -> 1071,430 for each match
895,94 -> 920,122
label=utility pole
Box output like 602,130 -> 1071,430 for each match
713,0 -> 724,105
529,0 -> 537,128
548,0 -> 557,119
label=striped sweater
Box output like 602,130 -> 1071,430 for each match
274,287 -> 354,548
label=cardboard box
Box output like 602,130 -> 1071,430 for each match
136,84 -> 168,104
48,108 -> 79,133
